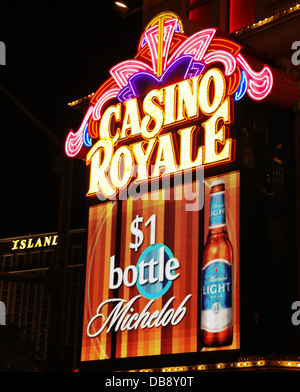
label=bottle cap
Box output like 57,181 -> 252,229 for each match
210,179 -> 225,188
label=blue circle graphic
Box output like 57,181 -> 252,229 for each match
136,243 -> 175,299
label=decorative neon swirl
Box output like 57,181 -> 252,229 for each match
234,70 -> 247,101
65,106 -> 93,157
203,50 -> 236,76
236,53 -> 273,101
167,28 -> 216,65
92,87 -> 120,121
83,122 -> 92,147
110,60 -> 153,89
65,128 -> 83,158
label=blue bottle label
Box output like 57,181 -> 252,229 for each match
201,259 -> 232,332
209,192 -> 225,228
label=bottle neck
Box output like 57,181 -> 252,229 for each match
209,187 -> 226,230
208,225 -> 227,236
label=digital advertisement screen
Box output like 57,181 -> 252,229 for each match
81,171 -> 240,362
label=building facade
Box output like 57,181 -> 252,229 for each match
0,229 -> 86,370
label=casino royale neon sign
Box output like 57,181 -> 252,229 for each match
87,68 -> 233,198
65,12 -> 274,198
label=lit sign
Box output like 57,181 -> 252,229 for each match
65,12 -> 273,199
11,235 -> 58,250
81,171 -> 240,361
68,11 -> 300,369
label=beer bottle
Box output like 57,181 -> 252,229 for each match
201,179 -> 233,347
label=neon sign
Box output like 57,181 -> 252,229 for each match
65,12 -> 274,198
11,235 -> 58,250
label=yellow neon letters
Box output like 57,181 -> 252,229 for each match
86,68 -> 234,198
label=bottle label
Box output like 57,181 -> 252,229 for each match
201,259 -> 232,333
209,191 -> 225,228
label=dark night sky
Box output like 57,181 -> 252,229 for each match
0,0 -> 143,238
